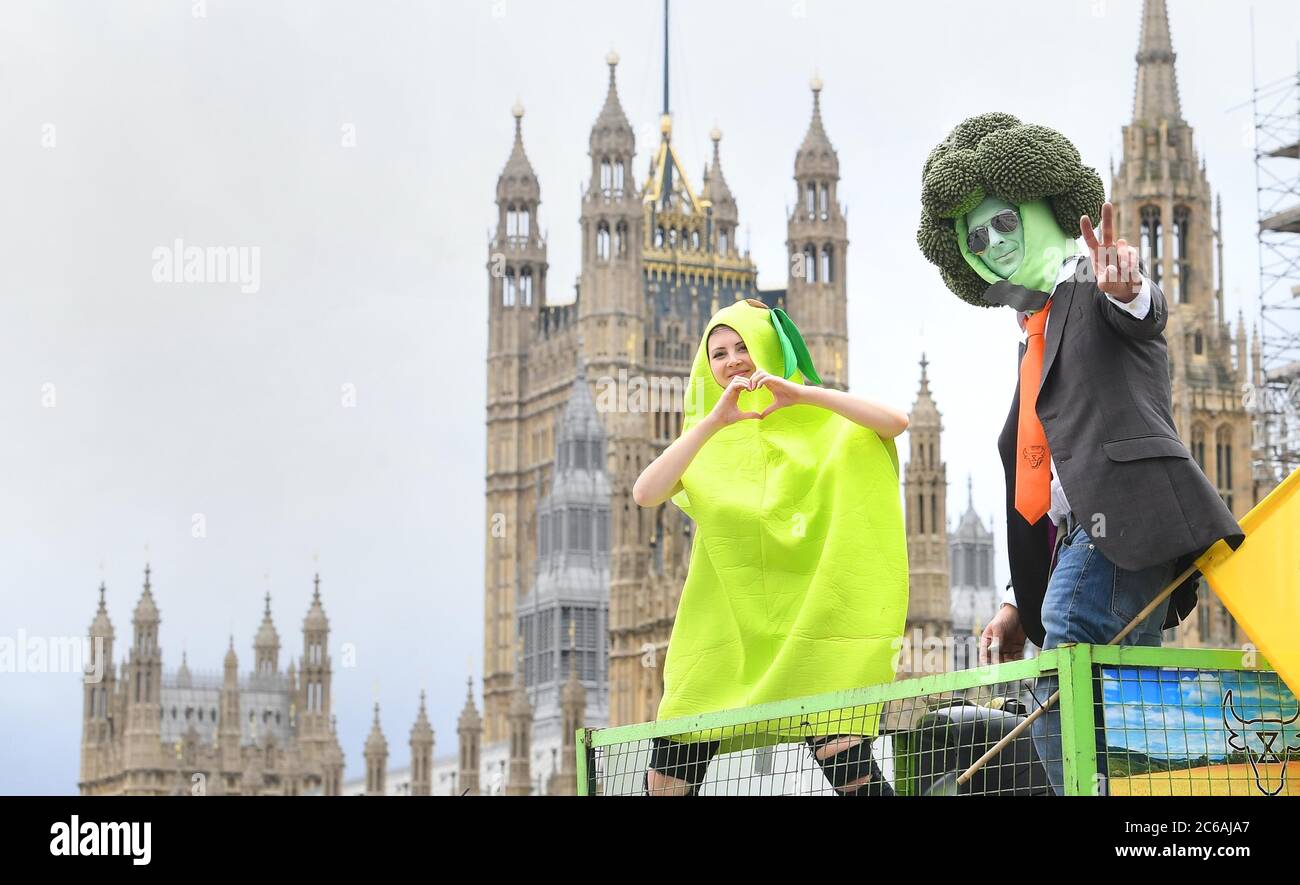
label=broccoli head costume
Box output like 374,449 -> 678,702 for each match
916,112 -> 1104,305
657,299 -> 909,751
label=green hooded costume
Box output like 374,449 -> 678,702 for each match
656,299 -> 909,752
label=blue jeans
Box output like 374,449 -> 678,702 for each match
1030,523 -> 1176,795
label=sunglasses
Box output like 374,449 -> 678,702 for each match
966,208 -> 1020,255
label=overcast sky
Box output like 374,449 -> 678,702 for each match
1,0 -> 1295,794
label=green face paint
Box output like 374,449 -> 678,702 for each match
956,197 -> 1078,298
965,196 -> 1024,279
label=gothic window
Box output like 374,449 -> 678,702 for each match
819,183 -> 829,220
1191,424 -> 1206,470
1139,206 -> 1161,285
506,206 -> 518,237
655,226 -> 665,248
917,493 -> 925,534
614,160 -> 625,192
821,244 -> 833,283
615,221 -> 627,257
931,494 -> 938,537
540,511 -> 550,558
503,268 -> 516,307
1216,426 -> 1233,492
719,228 -> 729,255
518,208 -> 529,238
600,158 -> 612,193
520,267 -> 533,306
597,223 -> 610,261
597,508 -> 609,553
1172,205 -> 1190,303
691,229 -> 700,250
805,182 -> 816,219
803,245 -> 817,283
668,228 -> 678,248
1194,329 -> 1203,354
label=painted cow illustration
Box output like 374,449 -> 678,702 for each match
1222,690 -> 1300,796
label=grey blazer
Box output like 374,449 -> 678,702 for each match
996,258 -> 1244,647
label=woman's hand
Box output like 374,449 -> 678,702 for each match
749,370 -> 808,418
707,375 -> 764,428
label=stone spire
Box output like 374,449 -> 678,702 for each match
1132,0 -> 1182,123
303,573 -> 329,632
902,353 -> 951,675
591,50 -> 633,150
1236,309 -> 1249,384
409,690 -> 435,796
176,650 -> 192,689
505,651 -> 534,795
363,703 -> 388,796
795,75 -> 839,178
253,592 -> 280,677
457,675 -> 482,795
497,100 -> 540,205
90,582 -> 114,644
132,564 -> 159,630
909,353 -> 941,428
703,126 -> 737,223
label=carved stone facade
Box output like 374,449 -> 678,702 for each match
78,568 -> 346,796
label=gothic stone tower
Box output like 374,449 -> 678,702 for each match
787,76 -> 850,393
902,355 -> 951,676
1110,0 -> 1256,647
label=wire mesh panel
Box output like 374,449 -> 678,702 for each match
578,645 -> 1290,796
580,654 -> 1054,796
1097,659 -> 1300,796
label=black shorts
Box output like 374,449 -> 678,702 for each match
648,736 -> 722,787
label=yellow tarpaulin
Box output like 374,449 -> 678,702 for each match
1195,467 -> 1300,695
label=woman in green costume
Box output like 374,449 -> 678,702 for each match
633,298 -> 911,796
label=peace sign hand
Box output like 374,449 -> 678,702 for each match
1081,201 -> 1142,299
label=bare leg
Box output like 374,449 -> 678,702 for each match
811,736 -> 878,793
645,767 -> 694,796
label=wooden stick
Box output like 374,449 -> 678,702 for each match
953,560 -> 1202,788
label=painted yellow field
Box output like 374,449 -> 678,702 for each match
1109,762 -> 1300,796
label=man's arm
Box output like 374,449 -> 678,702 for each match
1096,272 -> 1166,340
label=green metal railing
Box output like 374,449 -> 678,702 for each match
576,644 -> 1298,796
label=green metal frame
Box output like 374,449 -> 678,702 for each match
575,644 -> 1276,796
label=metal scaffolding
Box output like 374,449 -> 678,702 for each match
1250,62 -> 1300,487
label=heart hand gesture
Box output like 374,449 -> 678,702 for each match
708,374 -> 763,428
750,370 -> 807,419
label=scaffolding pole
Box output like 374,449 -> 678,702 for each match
1249,48 -> 1300,488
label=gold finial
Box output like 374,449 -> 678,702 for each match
659,113 -> 672,136
810,73 -> 823,93
709,125 -> 721,143
511,99 -> 524,120
605,49 -> 619,67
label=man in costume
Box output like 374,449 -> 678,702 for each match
633,298 -> 910,796
916,113 -> 1243,795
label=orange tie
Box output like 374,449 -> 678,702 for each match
1015,300 -> 1053,524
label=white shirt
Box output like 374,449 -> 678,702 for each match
1000,255 -> 1152,609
